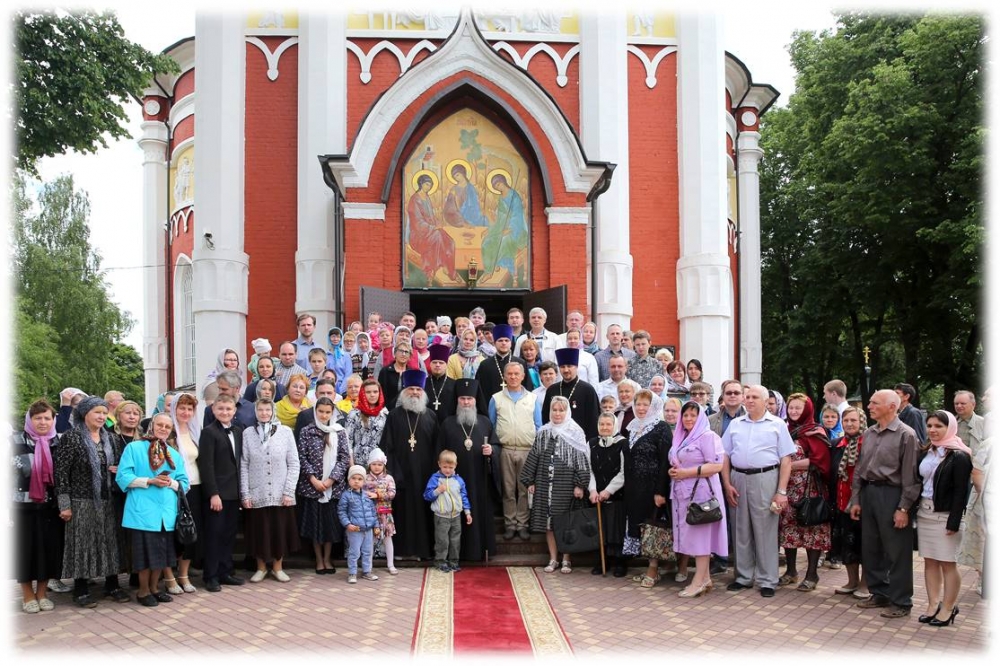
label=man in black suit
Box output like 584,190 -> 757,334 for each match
204,370 -> 256,429
197,394 -> 246,592
293,378 -> 338,441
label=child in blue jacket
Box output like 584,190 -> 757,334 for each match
338,464 -> 380,584
423,450 -> 472,572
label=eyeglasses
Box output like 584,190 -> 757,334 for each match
396,349 -> 411,355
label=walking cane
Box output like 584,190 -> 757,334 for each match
596,499 -> 606,576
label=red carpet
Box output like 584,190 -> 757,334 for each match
452,568 -> 533,652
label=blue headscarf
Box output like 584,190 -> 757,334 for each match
328,327 -> 346,362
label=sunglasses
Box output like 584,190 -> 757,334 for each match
724,391 -> 742,396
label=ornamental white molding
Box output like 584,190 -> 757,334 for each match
725,110 -> 737,142
330,11 -> 606,197
246,36 -> 299,81
544,206 -> 590,225
169,208 -> 193,238
345,39 -> 438,84
492,41 -> 580,88
342,202 -> 386,220
625,45 -> 676,88
170,136 -> 195,162
740,110 -> 758,126
169,94 -> 195,128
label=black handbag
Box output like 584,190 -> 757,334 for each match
793,469 -> 831,527
552,500 -> 601,554
685,477 -> 723,525
175,487 -> 198,545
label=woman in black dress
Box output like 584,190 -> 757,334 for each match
12,399 -> 64,613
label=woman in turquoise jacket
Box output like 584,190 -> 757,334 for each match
116,413 -> 189,607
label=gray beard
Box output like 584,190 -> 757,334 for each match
456,405 -> 478,428
400,392 -> 428,414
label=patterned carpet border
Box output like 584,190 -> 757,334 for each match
507,567 -> 573,655
411,568 -> 453,655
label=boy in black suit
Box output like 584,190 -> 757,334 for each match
197,394 -> 246,592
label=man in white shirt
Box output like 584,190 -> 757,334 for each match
554,310 -> 585,349
564,328 -> 599,386
721,384 -> 795,598
823,379 -> 849,416
514,307 -> 557,363
597,356 -> 627,401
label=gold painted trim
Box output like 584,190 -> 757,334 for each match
412,568 -> 453,655
507,567 -> 572,655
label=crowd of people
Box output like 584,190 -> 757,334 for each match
11,306 -> 990,628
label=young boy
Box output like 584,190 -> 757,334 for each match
337,465 -> 380,584
423,450 -> 472,573
600,395 -> 618,415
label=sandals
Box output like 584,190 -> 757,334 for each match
163,577 -> 183,595
796,579 -> 818,592
543,560 -> 559,573
834,585 -> 858,595
778,573 -> 799,587
560,560 -> 572,574
177,576 -> 197,593
639,574 -> 660,588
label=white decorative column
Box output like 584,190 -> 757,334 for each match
738,129 -> 764,385
295,13 -> 346,336
579,12 -> 632,345
675,13 -> 733,390
138,119 -> 169,414
192,14 -> 249,398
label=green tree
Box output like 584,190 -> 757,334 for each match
103,343 -> 147,406
13,295 -> 68,416
12,175 -> 137,408
13,10 -> 179,175
759,12 -> 985,410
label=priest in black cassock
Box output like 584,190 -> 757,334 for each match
541,347 -> 600,441
438,379 -> 500,561
425,343 -> 456,424
475,324 -> 533,414
380,369 -> 439,560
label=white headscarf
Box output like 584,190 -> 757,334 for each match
626,391 -> 664,443
539,396 -> 589,454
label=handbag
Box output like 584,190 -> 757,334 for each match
793,468 -> 831,527
685,477 -> 723,525
552,501 -> 601,554
640,506 -> 674,560
175,487 -> 198,545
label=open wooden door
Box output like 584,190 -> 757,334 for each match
521,285 -> 567,333
359,286 -> 411,328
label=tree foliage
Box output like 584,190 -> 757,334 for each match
759,12 -> 985,410
13,10 -> 179,175
12,175 -> 140,415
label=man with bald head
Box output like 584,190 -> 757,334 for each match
720,384 -> 795,598
848,389 -> 920,619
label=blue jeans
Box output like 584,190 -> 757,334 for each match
346,529 -> 373,575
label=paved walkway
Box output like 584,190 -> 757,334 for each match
10,557 -> 989,655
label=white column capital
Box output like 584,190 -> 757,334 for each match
343,202 -> 386,220
544,206 -> 590,225
737,131 -> 764,171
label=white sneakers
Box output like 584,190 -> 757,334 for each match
250,570 -> 267,583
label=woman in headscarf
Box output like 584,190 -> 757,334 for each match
621,389 -> 672,588
351,332 -> 379,381
649,375 -> 667,399
115,413 -> 189,607
169,393 -> 203,594
206,348 -> 241,383
244,356 -> 288,402
54,396 -> 130,608
240,398 -> 301,583
668,401 -> 727,598
581,321 -> 601,356
447,328 -> 484,380
325,327 -> 354,395
779,393 -> 832,591
521,396 -> 591,574
829,406 -> 868,598
141,391 -> 176,433
345,379 -> 388,467
917,410 -> 974,626
686,359 -> 713,407
296,396 -> 351,575
13,399 -> 64,613
412,328 -> 431,372
767,390 -> 787,419
375,324 -> 407,374
665,361 -> 690,398
275,373 -> 312,429
588,411 -> 627,577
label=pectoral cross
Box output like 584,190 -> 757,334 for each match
433,398 -> 441,409
408,435 -> 417,451
500,380 -> 507,390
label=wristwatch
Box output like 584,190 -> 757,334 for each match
776,489 -> 787,496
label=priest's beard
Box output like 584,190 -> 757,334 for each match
456,405 -> 477,428
400,391 -> 428,414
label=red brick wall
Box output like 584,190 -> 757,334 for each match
175,69 -> 195,101
628,49 -> 679,349
173,116 -> 194,147
244,39 -> 299,359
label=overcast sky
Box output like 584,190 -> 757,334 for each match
17,1 -> 995,361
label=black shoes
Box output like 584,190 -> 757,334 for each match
726,581 -> 751,592
73,594 -> 97,609
153,592 -> 173,603
518,528 -> 530,540
219,574 -> 245,586
204,579 -> 222,592
137,595 -> 158,607
104,588 -> 131,603
591,565 -> 603,575
927,606 -> 958,626
503,528 -> 516,540
612,565 -> 628,578
760,587 -> 776,598
919,602 -> 943,623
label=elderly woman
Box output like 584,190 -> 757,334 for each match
337,373 -> 363,418
655,348 -> 674,376
615,379 -> 641,436
275,373 -> 312,428
115,413 -> 189,607
622,389 -> 672,588
112,401 -> 144,446
12,399 -> 64,613
241,398 -> 301,583
326,327 -> 353,394
351,332 -> 379,381
412,328 -> 431,371
345,379 -> 388,467
669,401 -> 727,597
521,396 -> 591,574
296,397 -> 351,574
447,328 -> 484,380
54,397 -> 130,608
245,356 -> 287,402
830,406 -> 868,597
662,397 -> 683,428
780,394 -> 832,591
169,393 -> 203,594
649,375 -> 667,399
917,410 -> 974,626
